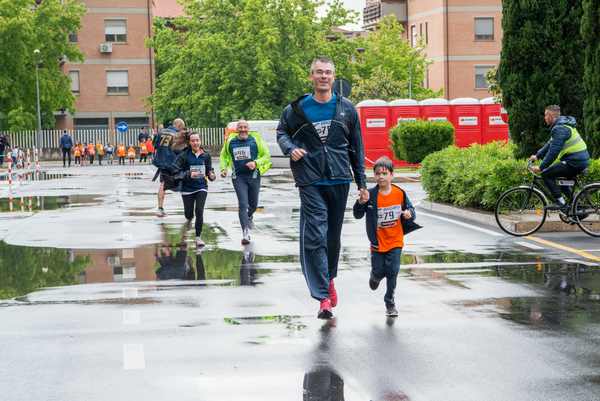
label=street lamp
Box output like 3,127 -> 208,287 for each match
33,49 -> 42,151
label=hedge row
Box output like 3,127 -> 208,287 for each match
421,142 -> 600,211
390,120 -> 454,164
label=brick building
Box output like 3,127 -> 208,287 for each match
363,0 -> 502,99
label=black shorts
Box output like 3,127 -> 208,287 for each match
160,172 -> 178,191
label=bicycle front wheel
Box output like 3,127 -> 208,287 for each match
574,184 -> 600,237
495,187 -> 547,236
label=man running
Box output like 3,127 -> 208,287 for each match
220,120 -> 272,244
277,56 -> 368,319
153,118 -> 187,217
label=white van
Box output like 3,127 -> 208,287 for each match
225,120 -> 284,158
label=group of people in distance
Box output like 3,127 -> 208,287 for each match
59,129 -> 155,167
150,56 -> 420,320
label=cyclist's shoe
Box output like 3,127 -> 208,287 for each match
546,203 -> 569,212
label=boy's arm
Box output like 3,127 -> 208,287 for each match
353,199 -> 367,219
402,193 -> 416,221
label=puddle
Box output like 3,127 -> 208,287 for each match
0,224 -> 296,300
225,314 -> 308,331
0,194 -> 102,212
0,171 -> 75,182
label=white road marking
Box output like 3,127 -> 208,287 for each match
122,288 -> 138,298
123,310 -> 141,325
123,344 -> 145,370
515,241 -> 545,250
418,211 -> 504,237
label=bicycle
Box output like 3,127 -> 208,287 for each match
495,161 -> 600,237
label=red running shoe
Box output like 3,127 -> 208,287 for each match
328,279 -> 337,307
318,298 -> 333,319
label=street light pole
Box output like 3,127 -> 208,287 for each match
34,49 -> 42,151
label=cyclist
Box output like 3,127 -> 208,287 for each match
529,105 -> 590,211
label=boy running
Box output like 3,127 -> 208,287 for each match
353,156 -> 419,317
127,145 -> 136,164
117,144 -> 126,165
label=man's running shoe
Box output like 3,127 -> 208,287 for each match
318,298 -> 333,319
545,203 -> 569,212
328,279 -> 338,307
386,305 -> 399,317
241,228 -> 251,245
196,237 -> 205,248
369,275 -> 380,290
157,207 -> 166,217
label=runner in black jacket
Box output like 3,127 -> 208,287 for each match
277,56 -> 368,319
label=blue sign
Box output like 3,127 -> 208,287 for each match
116,121 -> 128,133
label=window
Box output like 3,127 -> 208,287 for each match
106,71 -> 128,94
74,118 -> 109,131
68,32 -> 78,43
419,23 -> 422,37
113,117 -> 149,130
105,20 -> 127,42
410,24 -> 417,47
69,71 -> 80,94
475,66 -> 494,89
425,22 -> 429,44
474,17 -> 494,41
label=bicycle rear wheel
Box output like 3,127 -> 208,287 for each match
574,184 -> 600,237
495,187 -> 547,236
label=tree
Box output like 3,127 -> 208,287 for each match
498,0 -> 585,157
149,0 -> 358,126
352,16 -> 440,102
582,0 -> 600,157
0,0 -> 85,131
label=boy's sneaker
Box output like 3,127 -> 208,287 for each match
196,237 -> 205,248
241,228 -> 251,245
328,279 -> 337,307
157,207 -> 166,217
317,298 -> 333,319
369,276 -> 380,290
386,305 -> 399,317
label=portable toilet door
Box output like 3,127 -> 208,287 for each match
356,99 -> 390,167
389,99 -> 420,128
450,98 -> 482,148
480,97 -> 509,144
419,98 -> 450,123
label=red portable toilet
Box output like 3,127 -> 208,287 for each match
419,98 -> 450,123
389,99 -> 420,128
480,97 -> 509,144
356,99 -> 390,167
450,98 -> 482,147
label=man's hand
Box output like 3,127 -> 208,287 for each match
220,169 -> 227,178
531,166 -> 541,174
290,148 -> 307,161
358,188 -> 369,204
246,161 -> 257,170
208,171 -> 216,181
402,209 -> 412,219
529,155 -> 538,162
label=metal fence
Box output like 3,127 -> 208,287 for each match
1,127 -> 225,150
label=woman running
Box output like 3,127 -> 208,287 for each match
174,132 -> 216,247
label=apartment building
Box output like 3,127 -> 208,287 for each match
363,0 -> 502,99
59,0 -> 155,131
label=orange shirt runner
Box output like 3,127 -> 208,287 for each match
375,186 -> 405,253
117,145 -> 126,157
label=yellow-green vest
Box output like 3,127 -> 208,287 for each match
553,126 -> 587,166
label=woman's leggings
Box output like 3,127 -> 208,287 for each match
182,190 -> 208,237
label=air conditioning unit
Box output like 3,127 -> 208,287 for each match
99,43 -> 113,53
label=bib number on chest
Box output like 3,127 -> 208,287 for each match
377,205 -> 402,228
190,164 -> 206,177
233,146 -> 251,161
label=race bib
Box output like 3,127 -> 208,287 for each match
233,146 -> 251,161
377,205 -> 402,228
313,120 -> 331,143
190,164 -> 206,178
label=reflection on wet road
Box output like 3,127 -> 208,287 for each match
1,165 -> 600,400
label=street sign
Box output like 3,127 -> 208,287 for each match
117,121 -> 128,133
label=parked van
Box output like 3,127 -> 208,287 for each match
224,120 -> 283,158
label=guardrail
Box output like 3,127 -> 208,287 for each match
0,127 -> 225,150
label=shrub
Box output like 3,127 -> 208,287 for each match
390,120 -> 454,164
421,141 -> 600,210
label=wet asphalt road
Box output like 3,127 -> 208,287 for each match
1,163 -> 600,401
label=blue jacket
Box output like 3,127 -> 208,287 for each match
353,184 -> 420,251
536,116 -> 590,170
152,127 -> 179,170
173,147 -> 215,193
60,134 -> 73,149
277,94 -> 367,188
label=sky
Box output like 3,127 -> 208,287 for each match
339,0 -> 364,30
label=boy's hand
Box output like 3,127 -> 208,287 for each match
220,169 -> 227,178
358,188 -> 369,204
402,209 -> 412,219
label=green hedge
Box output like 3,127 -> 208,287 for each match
390,120 -> 454,164
421,141 -> 600,211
